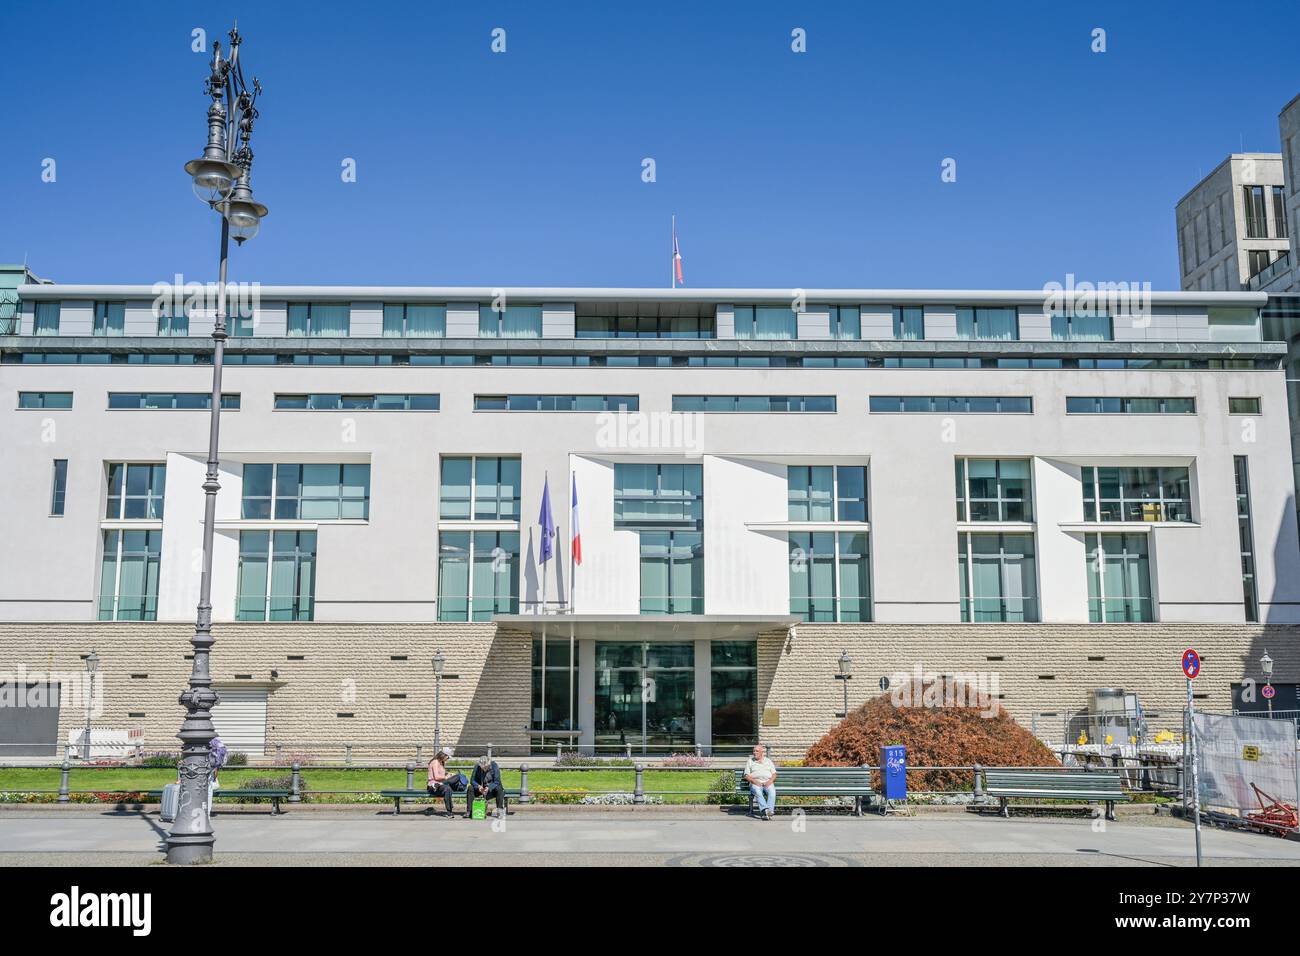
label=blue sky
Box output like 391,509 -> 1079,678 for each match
3,0 -> 1298,289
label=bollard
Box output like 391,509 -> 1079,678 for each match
290,762 -> 302,804
695,743 -> 702,757
487,743 -> 493,761
973,763 -> 983,801
625,743 -> 632,760
406,761 -> 415,791
518,763 -> 530,804
634,763 -> 645,804
556,742 -> 562,759
58,757 -> 70,804
345,744 -> 353,766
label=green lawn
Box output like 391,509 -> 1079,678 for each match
0,766 -> 727,804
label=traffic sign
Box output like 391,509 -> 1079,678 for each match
1182,648 -> 1200,680
1263,683 -> 1276,700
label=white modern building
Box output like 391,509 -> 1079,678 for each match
2,281 -> 1299,757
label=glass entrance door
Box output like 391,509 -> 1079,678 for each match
594,641 -> 695,754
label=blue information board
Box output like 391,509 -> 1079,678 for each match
880,744 -> 907,801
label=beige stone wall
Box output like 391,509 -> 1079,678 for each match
3,621 -> 1297,761
0,622 -> 532,759
758,623 -> 1300,754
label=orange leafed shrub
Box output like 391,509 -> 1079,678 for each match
804,679 -> 1059,791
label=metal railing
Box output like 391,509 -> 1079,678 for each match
1247,250 -> 1292,290
0,758 -> 1184,805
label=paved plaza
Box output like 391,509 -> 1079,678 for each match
2,808 -> 1297,866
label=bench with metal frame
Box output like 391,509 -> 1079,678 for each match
982,769 -> 1129,821
143,788 -> 292,815
733,767 -> 874,816
380,787 -> 520,815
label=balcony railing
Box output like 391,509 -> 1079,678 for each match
1248,251 -> 1292,290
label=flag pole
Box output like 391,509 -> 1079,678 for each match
671,215 -> 676,289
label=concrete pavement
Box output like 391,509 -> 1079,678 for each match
1,808 -> 1298,866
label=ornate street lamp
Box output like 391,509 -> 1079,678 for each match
167,24 -> 268,866
1261,650 -> 1274,717
432,651 -> 446,752
81,650 -> 98,760
834,650 -> 853,718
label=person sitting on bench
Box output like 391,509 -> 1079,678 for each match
467,754 -> 505,818
426,746 -> 457,816
744,743 -> 778,820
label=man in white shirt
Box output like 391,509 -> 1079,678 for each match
743,743 -> 778,820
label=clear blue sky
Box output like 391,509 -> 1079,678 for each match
3,0 -> 1298,289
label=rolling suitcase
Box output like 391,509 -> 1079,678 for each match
160,782 -> 180,822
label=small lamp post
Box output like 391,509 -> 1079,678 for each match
1261,650 -> 1274,717
82,650 -> 99,760
834,650 -> 853,718
432,650 -> 446,751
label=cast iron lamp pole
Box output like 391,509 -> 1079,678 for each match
167,24 -> 268,865
433,651 -> 446,752
81,649 -> 98,760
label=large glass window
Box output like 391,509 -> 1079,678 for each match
50,460 -> 68,516
474,394 -> 638,412
672,395 -> 835,413
614,463 -> 703,527
241,463 -> 370,520
236,530 -> 317,621
532,639 -> 575,739
1086,533 -> 1152,622
1066,396 -> 1196,415
827,305 -> 860,340
92,301 -> 125,337
437,530 -> 520,621
98,530 -> 161,621
733,305 -> 796,340
955,458 -> 1032,522
870,395 -> 1032,414
287,303 -> 351,337
34,301 -> 60,335
18,392 -> 73,409
1051,311 -> 1113,341
1235,456 -> 1259,622
1081,466 -> 1191,522
789,531 -> 871,623
956,307 -> 1018,340
576,308 -> 713,338
958,533 -> 1038,622
787,465 -> 867,521
639,531 -> 704,614
438,456 -> 521,521
479,305 -> 542,338
1244,185 -> 1267,238
893,306 -> 924,340
382,303 -> 446,337
106,463 -> 166,519
711,641 -> 757,752
157,310 -> 189,336
594,642 -> 696,754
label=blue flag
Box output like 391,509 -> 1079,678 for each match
538,475 -> 556,564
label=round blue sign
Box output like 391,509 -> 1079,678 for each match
1182,648 -> 1200,680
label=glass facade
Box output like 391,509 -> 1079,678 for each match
955,458 -> 1032,522
479,305 -> 542,338
710,641 -> 758,752
439,456 -> 521,521
287,303 -> 351,337
575,310 -> 713,338
241,463 -> 370,520
827,305 -> 860,339
1081,466 -> 1191,522
532,639 -> 575,741
236,530 -> 317,621
105,463 -> 166,520
92,301 -> 125,337
639,532 -> 704,614
893,306 -> 924,340
788,531 -> 871,622
733,305 -> 796,339
594,642 -> 695,754
1086,533 -> 1152,622
956,307 -> 1018,340
437,530 -> 520,621
787,465 -> 867,521
382,303 -> 446,337
98,529 -> 161,621
1050,311 -> 1113,341
958,533 -> 1038,622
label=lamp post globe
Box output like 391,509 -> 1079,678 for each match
1261,650 -> 1274,679
185,157 -> 241,205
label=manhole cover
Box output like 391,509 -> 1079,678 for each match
668,853 -> 854,867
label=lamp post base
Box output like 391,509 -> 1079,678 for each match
164,833 -> 214,865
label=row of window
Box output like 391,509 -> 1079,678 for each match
28,301 -> 1128,342
88,456 -> 1249,624
4,350 -> 1278,371
22,391 -> 1258,417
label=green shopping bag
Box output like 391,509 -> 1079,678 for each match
471,797 -> 487,820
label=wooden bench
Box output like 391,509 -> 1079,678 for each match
381,788 -> 521,815
144,788 -> 291,815
982,769 -> 1129,821
733,767 -> 874,816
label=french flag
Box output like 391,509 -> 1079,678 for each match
673,220 -> 684,286
570,474 -> 582,566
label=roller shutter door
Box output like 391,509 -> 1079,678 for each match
211,688 -> 268,757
